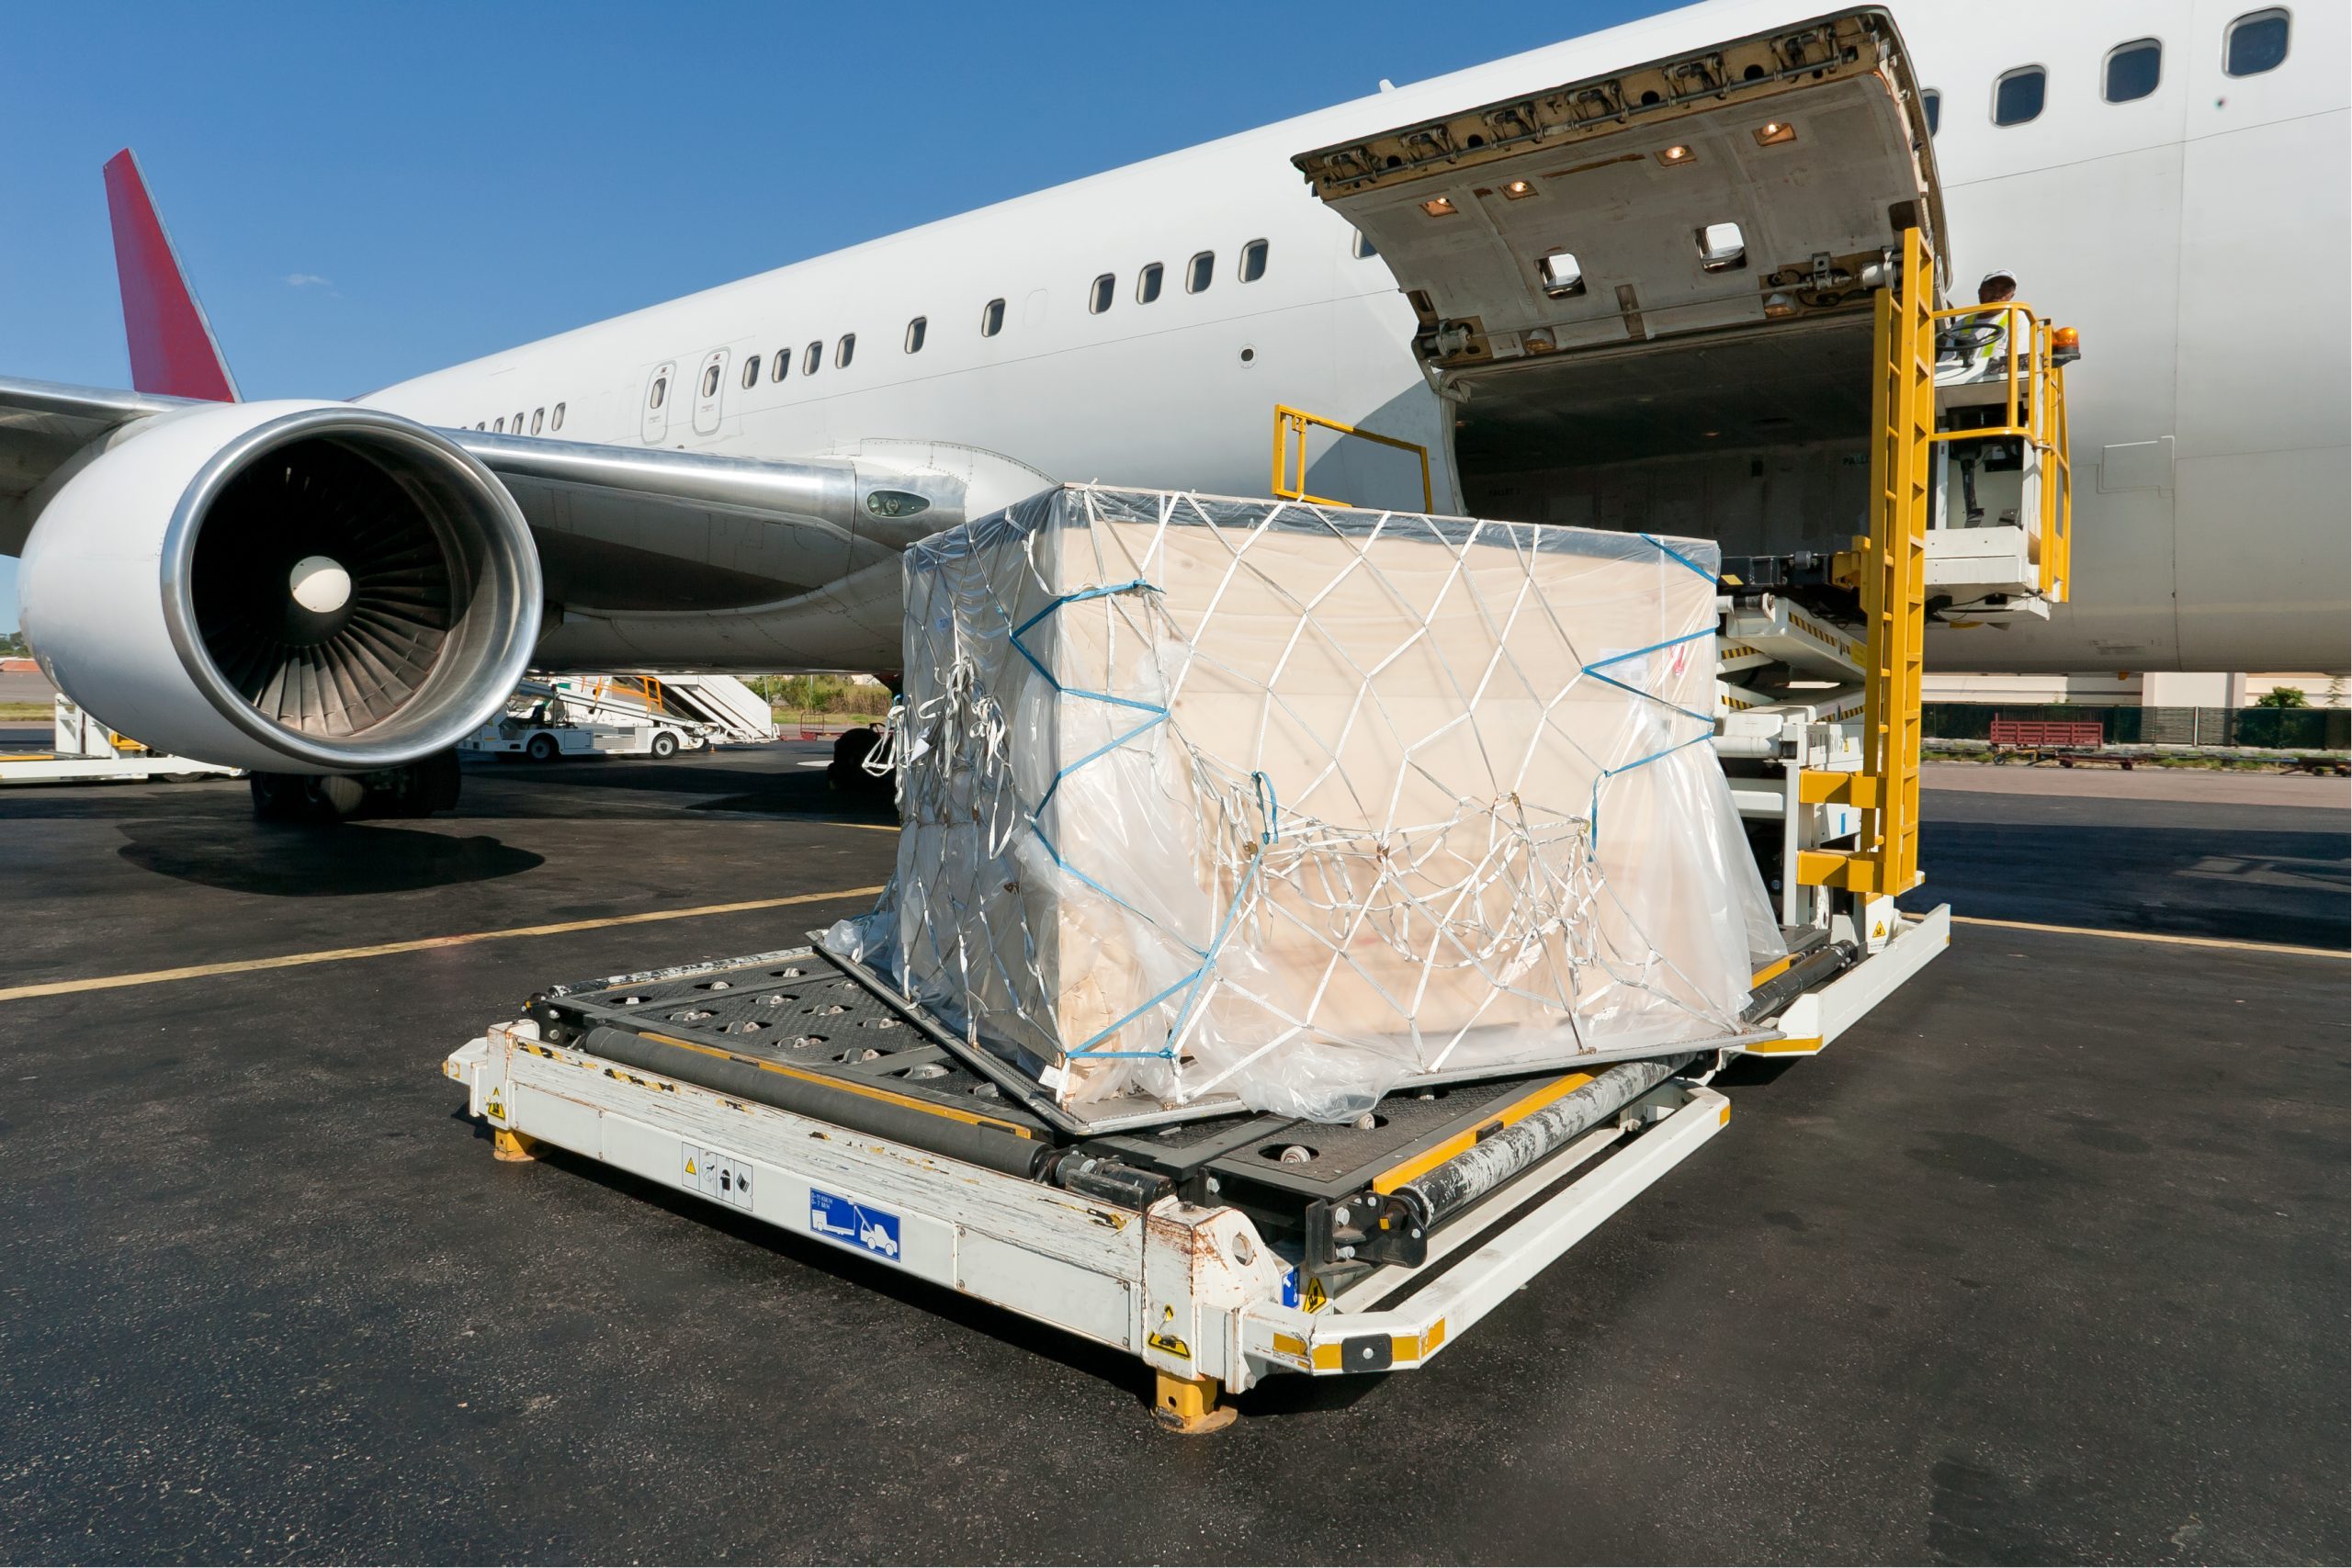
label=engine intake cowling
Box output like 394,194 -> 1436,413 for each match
19,400 -> 540,773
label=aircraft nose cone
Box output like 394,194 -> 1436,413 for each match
288,555 -> 353,615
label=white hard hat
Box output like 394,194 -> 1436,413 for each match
1978,267 -> 2018,288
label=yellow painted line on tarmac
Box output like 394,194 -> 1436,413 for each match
0,885 -> 888,1005
1951,914 -> 2345,961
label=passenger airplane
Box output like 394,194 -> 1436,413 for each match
1,0 -> 2343,807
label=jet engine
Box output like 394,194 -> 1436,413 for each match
18,400 -> 540,775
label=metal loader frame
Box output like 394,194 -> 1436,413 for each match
447,1002 -> 1728,1433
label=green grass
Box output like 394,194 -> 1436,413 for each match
0,702 -> 51,720
753,674 -> 892,716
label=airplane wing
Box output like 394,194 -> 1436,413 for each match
0,146 -> 993,778
0,371 -> 1043,616
0,361 -> 1045,775
0,378 -> 187,553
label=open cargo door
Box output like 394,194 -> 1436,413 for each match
1293,8 -> 1944,502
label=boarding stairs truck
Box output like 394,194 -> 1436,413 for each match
586,671 -> 780,746
459,671 -> 774,762
447,10 -> 2075,1430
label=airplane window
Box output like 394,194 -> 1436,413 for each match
2104,39 -> 2162,101
701,364 -> 721,399
905,316 -> 926,353
1137,263 -> 1163,303
835,333 -> 855,368
771,349 -> 789,382
1921,89 -> 1940,134
741,355 -> 762,389
2225,9 -> 2289,76
981,297 -> 1006,337
1187,251 -> 1215,293
1538,250 -> 1585,298
551,403 -> 565,431
512,412 -> 524,433
804,341 -> 821,375
1698,223 -> 1747,271
1993,66 -> 2046,126
1239,240 -> 1269,283
493,416 -> 505,433
1089,273 -> 1114,314
531,408 -> 544,434
1352,231 -> 1378,260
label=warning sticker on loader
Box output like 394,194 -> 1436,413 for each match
808,1188 -> 901,1263
681,1144 -> 754,1211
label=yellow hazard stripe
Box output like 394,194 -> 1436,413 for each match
1747,1036 -> 1823,1055
635,1030 -> 1035,1140
1305,1321 -> 1447,1371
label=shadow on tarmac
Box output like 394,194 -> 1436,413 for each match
460,751 -> 899,825
117,819 -> 545,896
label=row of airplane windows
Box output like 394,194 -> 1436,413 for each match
473,235 -> 1320,431
1922,6 -> 2291,131
474,403 -> 562,435
702,236 -> 1283,403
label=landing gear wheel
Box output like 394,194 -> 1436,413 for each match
827,725 -> 892,802
526,732 -> 560,763
388,749 -> 463,817
248,772 -> 364,824
650,730 -> 680,759
250,772 -> 312,822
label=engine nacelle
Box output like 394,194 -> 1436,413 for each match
19,400 -> 540,774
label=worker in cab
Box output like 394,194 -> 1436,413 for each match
1933,267 -> 2038,530
1936,268 -> 2021,386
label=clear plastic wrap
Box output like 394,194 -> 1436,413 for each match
831,486 -> 1782,1123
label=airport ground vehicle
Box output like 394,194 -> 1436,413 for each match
451,174 -> 2072,1423
458,673 -> 775,762
0,693 -> 242,786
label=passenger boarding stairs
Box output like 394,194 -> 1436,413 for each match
538,672 -> 778,746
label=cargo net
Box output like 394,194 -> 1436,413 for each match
830,487 -> 1781,1122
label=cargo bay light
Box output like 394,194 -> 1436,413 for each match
447,14 -> 2075,1428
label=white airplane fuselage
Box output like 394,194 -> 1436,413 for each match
368,0 -> 2351,676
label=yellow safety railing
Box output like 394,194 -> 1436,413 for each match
1272,404 -> 1433,511
1928,302 -> 2073,603
583,673 -> 668,714
2043,352 -> 2072,603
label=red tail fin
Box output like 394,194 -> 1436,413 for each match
102,149 -> 239,401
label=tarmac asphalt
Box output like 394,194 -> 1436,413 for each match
0,741 -> 2344,1564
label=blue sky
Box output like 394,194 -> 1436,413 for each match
0,1 -> 1655,630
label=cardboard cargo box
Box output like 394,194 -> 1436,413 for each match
844,486 -> 1778,1122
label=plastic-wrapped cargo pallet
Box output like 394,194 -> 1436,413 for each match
830,486 -> 1782,1123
